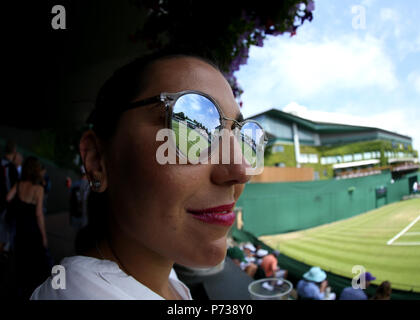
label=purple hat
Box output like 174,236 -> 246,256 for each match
361,272 -> 376,282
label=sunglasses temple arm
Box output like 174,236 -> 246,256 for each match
122,95 -> 163,112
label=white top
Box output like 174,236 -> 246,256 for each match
30,256 -> 192,300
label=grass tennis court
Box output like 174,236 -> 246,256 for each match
260,198 -> 420,292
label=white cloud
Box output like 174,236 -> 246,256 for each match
380,8 -> 399,22
237,32 -> 398,108
408,71 -> 420,94
283,102 -> 308,116
360,0 -> 376,7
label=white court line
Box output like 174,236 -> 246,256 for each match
388,242 -> 420,246
387,214 -> 420,246
404,232 -> 420,236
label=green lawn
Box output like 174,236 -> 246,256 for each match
260,198 -> 420,292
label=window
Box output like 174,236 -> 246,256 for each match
364,152 -> 372,159
354,153 -> 363,161
299,154 -> 309,163
271,145 -> 284,153
343,154 -> 353,162
314,171 -> 320,180
376,151 -> 381,158
398,152 -> 404,158
321,156 -> 338,164
301,153 -> 318,163
309,154 -> 319,164
327,156 -> 337,164
336,156 -> 343,163
275,162 -> 286,167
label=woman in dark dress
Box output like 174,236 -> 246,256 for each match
6,156 -> 50,300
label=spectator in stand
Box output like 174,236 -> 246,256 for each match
227,246 -> 258,278
242,243 -> 257,263
255,245 -> 268,258
242,243 -> 267,280
413,181 -> 418,194
339,271 -> 376,300
0,139 -> 19,255
260,250 -> 288,279
297,266 -> 335,300
371,281 -> 392,300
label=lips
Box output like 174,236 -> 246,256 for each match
187,202 -> 236,226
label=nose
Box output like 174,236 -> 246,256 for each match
210,130 -> 252,186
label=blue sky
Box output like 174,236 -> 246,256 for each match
236,0 -> 420,156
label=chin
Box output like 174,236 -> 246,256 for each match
177,237 -> 228,268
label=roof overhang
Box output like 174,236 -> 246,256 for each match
248,109 -> 412,141
333,159 -> 380,170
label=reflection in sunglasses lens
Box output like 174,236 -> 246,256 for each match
171,93 -> 264,168
172,94 -> 220,162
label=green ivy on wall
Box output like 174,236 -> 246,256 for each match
265,143 -> 296,167
264,139 -> 418,180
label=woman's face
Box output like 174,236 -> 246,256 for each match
104,57 -> 251,267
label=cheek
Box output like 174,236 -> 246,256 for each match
106,127 -> 203,232
108,128 -> 185,215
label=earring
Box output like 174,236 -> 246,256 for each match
89,175 -> 102,191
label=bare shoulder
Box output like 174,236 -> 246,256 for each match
35,184 -> 44,198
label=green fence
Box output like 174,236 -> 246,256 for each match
237,172 -> 419,237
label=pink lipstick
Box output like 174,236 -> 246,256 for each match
187,203 -> 236,226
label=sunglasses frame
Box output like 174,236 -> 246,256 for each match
119,90 -> 268,163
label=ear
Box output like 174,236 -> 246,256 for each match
79,130 -> 108,192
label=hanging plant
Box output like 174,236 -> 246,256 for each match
129,0 -> 315,106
